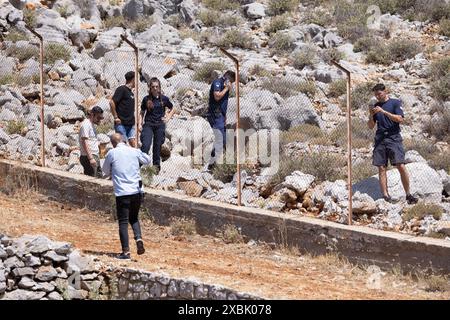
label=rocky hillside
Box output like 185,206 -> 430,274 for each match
0,0 -> 449,238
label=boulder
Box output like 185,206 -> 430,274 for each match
243,3 -> 266,19
353,162 -> 443,202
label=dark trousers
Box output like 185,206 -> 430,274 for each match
116,193 -> 142,252
208,115 -> 226,164
80,155 -> 102,178
140,123 -> 165,167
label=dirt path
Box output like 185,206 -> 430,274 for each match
0,192 -> 448,300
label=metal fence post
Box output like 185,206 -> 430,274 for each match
25,25 -> 45,167
219,47 -> 242,206
120,33 -> 140,148
331,60 -> 353,225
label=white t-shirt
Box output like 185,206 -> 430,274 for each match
79,119 -> 99,156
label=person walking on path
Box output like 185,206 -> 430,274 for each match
102,133 -> 151,259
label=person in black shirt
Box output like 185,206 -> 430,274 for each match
368,83 -> 418,205
139,77 -> 175,173
110,71 -> 137,148
206,70 -> 235,171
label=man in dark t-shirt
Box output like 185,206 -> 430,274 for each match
368,83 -> 418,205
110,71 -> 137,147
206,70 -> 235,170
139,77 -> 175,173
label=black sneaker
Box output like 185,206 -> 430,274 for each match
383,195 -> 394,203
136,239 -> 145,255
406,194 -> 418,205
117,252 -> 131,260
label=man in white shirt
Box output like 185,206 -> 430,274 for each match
79,106 -> 104,177
102,133 -> 151,260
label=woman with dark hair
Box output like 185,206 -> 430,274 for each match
139,78 -> 175,173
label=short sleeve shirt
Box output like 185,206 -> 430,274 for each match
140,94 -> 173,125
79,119 -> 99,156
112,85 -> 135,126
208,77 -> 229,118
373,98 -> 404,137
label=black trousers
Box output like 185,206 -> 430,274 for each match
115,193 -> 142,252
140,123 -> 165,167
80,155 -> 102,178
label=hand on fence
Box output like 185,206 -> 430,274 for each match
89,158 -> 97,168
114,118 -> 121,125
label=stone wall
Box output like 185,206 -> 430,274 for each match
1,160 -> 450,275
0,234 -> 260,300
113,269 -> 259,300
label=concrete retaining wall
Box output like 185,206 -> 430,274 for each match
1,159 -> 449,274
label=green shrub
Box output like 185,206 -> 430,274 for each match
334,1 -> 368,42
56,4 -> 70,18
132,17 -> 155,33
4,29 -> 29,42
199,10 -> 240,27
218,30 -> 253,50
330,119 -> 374,148
193,61 -> 226,83
291,48 -> 316,70
23,8 -> 37,28
302,7 -> 333,27
328,79 -> 347,98
269,152 -> 346,186
428,57 -> 450,102
169,217 -> 196,236
202,0 -> 240,11
265,14 -> 291,34
365,44 -> 390,65
6,120 -> 27,135
268,0 -> 299,16
321,48 -> 345,64
403,203 -> 443,221
44,43 -> 71,65
439,18 -> 450,37
429,57 -> 450,80
366,39 -> 421,65
353,36 -> 380,53
428,151 -> 450,172
261,77 -> 302,98
297,81 -> 316,98
5,44 -> 39,63
403,138 -> 439,158
423,103 -> 450,144
212,164 -> 237,183
249,64 -> 271,77
0,74 -> 14,86
103,15 -> 126,29
270,32 -> 295,55
352,160 -> 377,183
341,82 -> 375,110
387,38 -> 421,62
280,124 -> 330,145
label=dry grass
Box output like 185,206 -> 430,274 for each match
217,224 -> 244,244
0,167 -> 38,197
281,124 -> 329,145
6,119 -> 27,136
403,203 -> 443,221
193,61 -> 226,83
169,217 -> 196,236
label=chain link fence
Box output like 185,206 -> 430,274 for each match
0,18 -> 358,225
